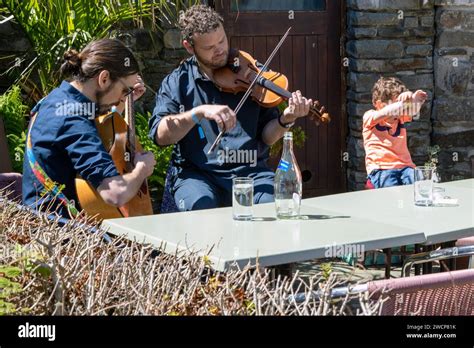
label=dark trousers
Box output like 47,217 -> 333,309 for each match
172,167 -> 275,211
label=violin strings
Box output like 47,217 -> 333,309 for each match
233,27 -> 292,115
207,28 -> 292,154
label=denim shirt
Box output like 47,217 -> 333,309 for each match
22,81 -> 119,217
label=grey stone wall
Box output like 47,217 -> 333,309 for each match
346,0 -> 436,191
433,0 -> 474,181
346,0 -> 474,190
117,28 -> 189,114
0,21 -> 31,94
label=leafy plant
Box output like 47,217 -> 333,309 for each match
270,126 -> 307,158
135,111 -> 173,188
14,244 -> 51,278
1,0 -> 199,98
0,85 -> 28,172
425,145 -> 441,182
0,265 -> 22,315
424,145 -> 440,169
270,100 -> 307,157
320,263 -> 333,281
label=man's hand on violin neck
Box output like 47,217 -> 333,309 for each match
195,104 -> 236,132
283,90 -> 312,123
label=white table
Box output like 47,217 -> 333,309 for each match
304,179 -> 474,245
103,201 -> 424,273
102,179 -> 473,272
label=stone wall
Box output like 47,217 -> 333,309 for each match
0,21 -> 31,94
346,0 -> 436,190
116,27 -> 189,114
346,0 -> 474,190
433,0 -> 474,181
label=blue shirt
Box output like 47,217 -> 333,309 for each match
149,56 -> 280,174
22,81 -> 120,218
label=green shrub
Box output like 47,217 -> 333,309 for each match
0,266 -> 23,315
135,111 -> 173,188
0,86 -> 28,173
270,100 -> 307,158
270,126 -> 307,158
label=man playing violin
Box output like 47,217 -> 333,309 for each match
22,39 -> 156,219
150,5 -> 314,211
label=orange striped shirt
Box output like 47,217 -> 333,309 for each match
363,110 -> 415,175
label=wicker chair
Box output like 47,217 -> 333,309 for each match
369,268 -> 474,315
290,268 -> 474,315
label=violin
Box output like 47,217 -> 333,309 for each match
75,94 -> 153,221
213,49 -> 331,125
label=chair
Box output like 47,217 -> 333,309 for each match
290,268 -> 474,315
402,244 -> 474,277
0,172 -> 22,203
368,268 -> 474,315
160,166 -> 179,214
364,178 -> 375,190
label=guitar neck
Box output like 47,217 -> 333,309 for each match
125,95 -> 136,162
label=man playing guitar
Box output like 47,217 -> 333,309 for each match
23,39 -> 156,218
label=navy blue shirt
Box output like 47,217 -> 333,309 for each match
22,81 -> 120,217
149,56 -> 280,174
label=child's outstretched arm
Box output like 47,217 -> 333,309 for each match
371,90 -> 428,123
398,90 -> 428,120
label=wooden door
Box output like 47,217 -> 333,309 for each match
214,0 -> 345,197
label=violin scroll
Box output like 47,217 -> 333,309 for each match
308,100 -> 331,126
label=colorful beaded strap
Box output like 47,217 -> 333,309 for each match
26,104 -> 79,218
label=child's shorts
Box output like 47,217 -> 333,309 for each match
368,166 -> 414,189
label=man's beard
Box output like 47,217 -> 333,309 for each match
195,49 -> 229,70
95,83 -> 119,114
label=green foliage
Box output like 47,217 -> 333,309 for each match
0,266 -> 22,315
277,100 -> 288,114
2,0 -> 199,97
135,111 -> 172,188
270,126 -> 307,158
0,85 -> 28,172
14,244 -> 51,278
0,245 -> 51,315
270,100 -> 307,157
425,145 -> 441,169
320,263 -> 332,281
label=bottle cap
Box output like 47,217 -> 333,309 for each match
283,131 -> 293,140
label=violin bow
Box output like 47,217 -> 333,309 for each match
207,27 -> 292,155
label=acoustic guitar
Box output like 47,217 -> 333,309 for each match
75,95 -> 153,220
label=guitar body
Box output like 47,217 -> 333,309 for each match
75,112 -> 153,220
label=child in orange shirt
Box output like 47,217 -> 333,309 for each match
363,77 -> 427,188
